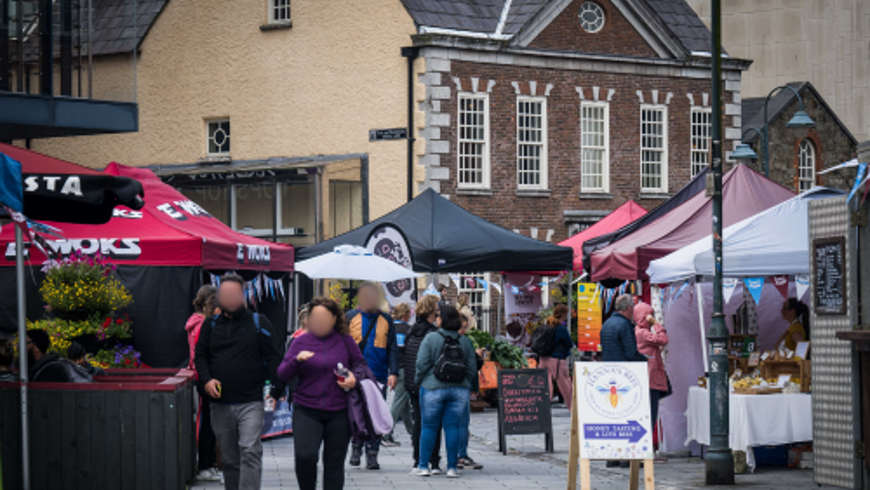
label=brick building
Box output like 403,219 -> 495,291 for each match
409,0 -> 751,244
741,82 -> 858,193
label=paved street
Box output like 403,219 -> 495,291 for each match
193,402 -> 829,490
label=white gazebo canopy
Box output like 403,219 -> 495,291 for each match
646,187 -> 845,284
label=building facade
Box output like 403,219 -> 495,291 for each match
411,0 -> 749,244
741,82 -> 857,193
687,0 -> 870,142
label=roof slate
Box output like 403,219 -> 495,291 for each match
89,0 -> 167,56
402,0 -> 714,55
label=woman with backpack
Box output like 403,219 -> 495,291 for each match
411,305 -> 478,478
535,304 -> 574,410
403,295 -> 443,473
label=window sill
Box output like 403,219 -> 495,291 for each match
579,192 -> 613,200
639,192 -> 671,200
515,188 -> 552,198
198,155 -> 232,164
456,188 -> 493,196
260,21 -> 293,31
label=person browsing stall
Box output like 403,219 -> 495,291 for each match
537,304 -> 574,411
278,297 -> 365,490
633,302 -> 669,430
383,302 -> 413,447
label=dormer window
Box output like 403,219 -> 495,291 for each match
578,2 -> 605,33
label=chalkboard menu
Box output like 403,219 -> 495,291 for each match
497,368 -> 553,454
813,237 -> 846,315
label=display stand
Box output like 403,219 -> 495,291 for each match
568,362 -> 655,490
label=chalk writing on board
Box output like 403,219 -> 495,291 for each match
498,369 -> 552,435
813,237 -> 846,315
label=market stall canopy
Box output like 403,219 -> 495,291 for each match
646,187 -> 845,283
296,188 -> 573,272
582,167 -> 709,276
296,245 -> 421,281
0,163 -> 293,271
0,143 -> 144,224
560,201 -> 646,273
590,165 -> 795,282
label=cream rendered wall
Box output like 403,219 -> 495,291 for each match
687,0 -> 869,141
30,0 -> 423,220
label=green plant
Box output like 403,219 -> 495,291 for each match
490,340 -> 528,369
40,252 -> 131,315
466,328 -> 494,350
93,344 -> 142,368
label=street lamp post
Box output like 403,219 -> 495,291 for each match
733,86 -> 816,175
706,0 -> 734,484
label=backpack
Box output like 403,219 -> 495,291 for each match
531,325 -> 557,357
434,331 -> 467,383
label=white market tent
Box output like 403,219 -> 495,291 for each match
647,187 -> 845,284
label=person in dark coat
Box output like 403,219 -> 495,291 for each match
26,329 -> 70,382
600,295 -> 647,363
0,339 -> 17,383
599,294 -> 647,468
402,295 -> 443,473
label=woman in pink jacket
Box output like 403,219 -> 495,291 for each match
633,302 -> 669,428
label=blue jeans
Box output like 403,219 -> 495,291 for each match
418,386 -> 470,471
458,399 -> 471,458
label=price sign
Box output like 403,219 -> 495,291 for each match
497,369 -> 553,454
813,237 -> 846,315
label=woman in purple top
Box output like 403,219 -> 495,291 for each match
278,297 -> 365,490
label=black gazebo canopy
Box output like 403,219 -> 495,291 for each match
298,188 -> 572,273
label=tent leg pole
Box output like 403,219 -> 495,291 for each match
695,279 -> 708,372
567,270 -> 573,344
498,276 -> 504,337
16,226 -> 30,490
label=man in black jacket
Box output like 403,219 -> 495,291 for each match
195,274 -> 285,490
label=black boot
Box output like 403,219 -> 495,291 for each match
366,451 -> 380,470
349,445 -> 362,467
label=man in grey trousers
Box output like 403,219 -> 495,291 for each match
196,274 -> 285,490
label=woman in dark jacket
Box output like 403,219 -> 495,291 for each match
278,297 -> 365,490
402,295 -> 443,473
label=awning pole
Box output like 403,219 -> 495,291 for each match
497,276 -> 503,337
567,270 -> 573,345
695,278 -> 708,371
16,225 -> 30,490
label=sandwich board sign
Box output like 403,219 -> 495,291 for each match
568,362 -> 655,490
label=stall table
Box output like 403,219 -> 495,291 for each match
685,386 -> 812,471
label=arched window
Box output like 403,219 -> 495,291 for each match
798,139 -> 816,192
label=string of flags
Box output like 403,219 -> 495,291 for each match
448,274 -> 504,294
208,272 -> 287,305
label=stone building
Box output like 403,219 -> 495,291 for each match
687,0 -> 870,142
741,82 -> 857,193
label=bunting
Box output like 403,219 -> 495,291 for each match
722,278 -> 738,304
795,274 -> 810,300
743,277 -> 765,305
771,275 -> 790,300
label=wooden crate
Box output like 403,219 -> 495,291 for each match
760,360 -> 812,392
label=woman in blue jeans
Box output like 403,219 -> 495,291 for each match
411,305 -> 478,478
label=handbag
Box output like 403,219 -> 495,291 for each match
660,373 -> 674,399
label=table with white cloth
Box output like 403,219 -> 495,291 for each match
685,386 -> 812,471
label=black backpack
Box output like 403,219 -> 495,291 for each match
434,331 -> 467,383
531,325 -> 557,357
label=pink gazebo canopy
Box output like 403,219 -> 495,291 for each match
590,165 -> 795,281
561,201 -> 647,273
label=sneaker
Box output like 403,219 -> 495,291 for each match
446,469 -> 461,478
458,457 -> 483,470
429,465 -> 442,475
349,445 -> 362,467
197,468 -> 221,482
381,434 -> 401,447
410,468 -> 431,477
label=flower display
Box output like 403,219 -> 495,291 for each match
40,251 -> 132,315
93,344 -> 143,368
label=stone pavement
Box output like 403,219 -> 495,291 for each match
192,402 -> 832,490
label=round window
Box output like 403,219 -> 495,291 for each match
578,2 -> 605,33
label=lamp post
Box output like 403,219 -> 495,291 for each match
733,86 -> 816,176
706,0 -> 734,484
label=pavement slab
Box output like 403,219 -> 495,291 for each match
192,402 -> 831,490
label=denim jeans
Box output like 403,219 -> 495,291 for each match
458,398 -> 471,459
211,401 -> 265,490
418,386 -> 470,471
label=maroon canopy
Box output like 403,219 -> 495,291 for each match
590,165 -> 795,281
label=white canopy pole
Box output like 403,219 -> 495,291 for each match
695,277 -> 709,372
